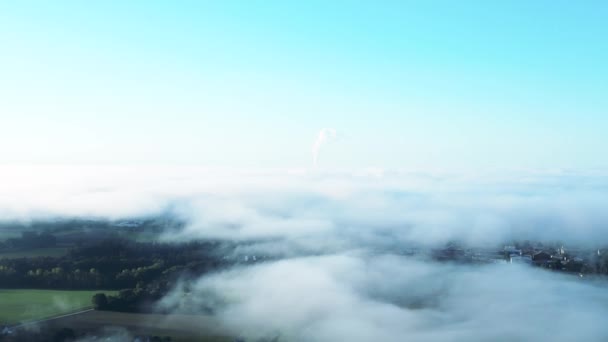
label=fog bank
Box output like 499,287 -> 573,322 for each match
2,166 -> 608,246
159,253 -> 608,341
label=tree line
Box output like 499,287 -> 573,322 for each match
0,237 -> 231,291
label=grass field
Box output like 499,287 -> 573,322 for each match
0,289 -> 117,324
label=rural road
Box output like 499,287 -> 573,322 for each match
10,308 -> 93,330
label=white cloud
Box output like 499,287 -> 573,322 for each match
159,253 -> 608,341
3,165 -> 608,340
1,165 -> 608,245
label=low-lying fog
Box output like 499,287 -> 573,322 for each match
3,165 -> 608,341
159,254 -> 608,341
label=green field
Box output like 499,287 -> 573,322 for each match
0,289 -> 117,324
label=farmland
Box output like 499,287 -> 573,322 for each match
0,220 -> 239,341
0,289 -> 117,325
32,310 -> 233,342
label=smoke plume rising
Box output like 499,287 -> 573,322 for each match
312,128 -> 337,167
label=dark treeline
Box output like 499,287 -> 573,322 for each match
0,237 -> 231,290
0,218 -> 183,251
0,231 -> 57,249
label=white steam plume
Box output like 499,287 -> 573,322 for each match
312,128 -> 337,167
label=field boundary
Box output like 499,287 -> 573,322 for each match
10,308 -> 94,329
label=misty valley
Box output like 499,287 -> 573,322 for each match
2,218 -> 608,342
2,0 -> 608,339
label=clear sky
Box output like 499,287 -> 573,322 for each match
1,1 -> 606,170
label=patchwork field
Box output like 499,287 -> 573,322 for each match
0,289 -> 117,324
42,310 -> 233,342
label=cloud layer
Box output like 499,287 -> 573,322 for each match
2,166 -> 608,246
3,165 -> 608,340
159,253 -> 608,341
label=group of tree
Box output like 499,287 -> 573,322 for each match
0,237 -> 231,291
92,285 -> 166,313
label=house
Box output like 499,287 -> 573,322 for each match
532,251 -> 552,264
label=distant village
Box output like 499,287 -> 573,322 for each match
433,241 -> 608,275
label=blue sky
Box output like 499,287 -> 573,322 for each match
1,1 -> 607,169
